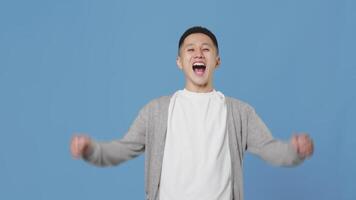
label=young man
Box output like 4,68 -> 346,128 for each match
70,26 -> 314,200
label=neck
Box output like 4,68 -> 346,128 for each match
185,83 -> 214,93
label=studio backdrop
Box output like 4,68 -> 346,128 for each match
0,0 -> 355,199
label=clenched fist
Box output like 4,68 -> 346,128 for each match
291,133 -> 314,159
70,134 -> 92,159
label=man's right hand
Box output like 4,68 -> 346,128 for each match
70,134 -> 92,159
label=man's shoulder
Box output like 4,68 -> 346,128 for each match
225,96 -> 255,113
141,95 -> 172,112
147,95 -> 171,106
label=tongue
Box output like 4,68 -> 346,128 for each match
194,68 -> 205,76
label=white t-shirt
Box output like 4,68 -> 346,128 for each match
159,89 -> 232,200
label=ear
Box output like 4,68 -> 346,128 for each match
176,56 -> 183,70
215,56 -> 221,68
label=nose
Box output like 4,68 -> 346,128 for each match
194,49 -> 204,58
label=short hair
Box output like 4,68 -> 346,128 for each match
178,26 -> 219,55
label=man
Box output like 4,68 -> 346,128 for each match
70,26 -> 314,200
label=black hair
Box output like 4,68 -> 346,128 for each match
178,26 -> 219,55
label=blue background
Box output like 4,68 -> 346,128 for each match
1,0 -> 355,199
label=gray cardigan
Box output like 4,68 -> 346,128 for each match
84,95 -> 303,200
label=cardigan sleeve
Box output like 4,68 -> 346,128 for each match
83,104 -> 148,167
245,106 -> 304,166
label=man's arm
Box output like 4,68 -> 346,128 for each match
245,107 -> 313,166
70,104 -> 148,167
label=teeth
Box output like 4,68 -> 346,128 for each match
193,62 -> 205,66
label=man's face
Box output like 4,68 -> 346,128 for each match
177,33 -> 220,92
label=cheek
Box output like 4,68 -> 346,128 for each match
182,58 -> 192,68
205,53 -> 216,61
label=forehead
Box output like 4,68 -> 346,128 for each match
182,33 -> 215,47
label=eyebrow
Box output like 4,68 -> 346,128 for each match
184,43 -> 213,48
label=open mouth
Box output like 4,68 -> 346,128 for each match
192,63 -> 206,76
